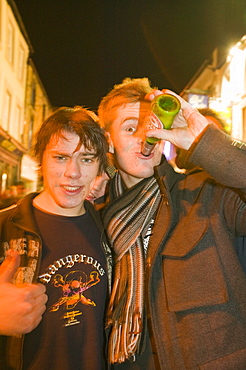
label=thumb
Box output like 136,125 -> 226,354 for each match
0,250 -> 21,283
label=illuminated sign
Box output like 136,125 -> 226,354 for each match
188,94 -> 208,109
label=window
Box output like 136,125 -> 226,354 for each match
229,48 -> 245,98
15,105 -> 22,141
28,115 -> 34,149
31,80 -> 36,107
6,21 -> 14,64
2,90 -> 12,131
0,1 -> 2,45
17,45 -> 25,82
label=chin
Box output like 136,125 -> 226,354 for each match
134,170 -> 154,179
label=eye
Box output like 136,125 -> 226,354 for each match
126,126 -> 136,132
121,118 -> 138,133
82,158 -> 92,163
81,156 -> 96,164
54,155 -> 67,161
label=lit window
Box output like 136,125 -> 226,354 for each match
0,1 -> 2,44
2,91 -> 12,131
14,105 -> 22,141
17,46 -> 25,81
6,22 -> 14,64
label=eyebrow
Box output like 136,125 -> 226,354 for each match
121,117 -> 138,124
50,149 -> 97,156
80,152 -> 97,157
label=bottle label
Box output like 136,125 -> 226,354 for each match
144,111 -> 163,131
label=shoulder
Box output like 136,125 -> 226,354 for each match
0,192 -> 38,223
84,200 -> 103,228
84,199 -> 98,214
0,204 -> 17,220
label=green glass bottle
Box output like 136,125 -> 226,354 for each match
141,93 -> 180,156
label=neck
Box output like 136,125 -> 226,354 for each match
118,170 -> 144,189
33,192 -> 86,216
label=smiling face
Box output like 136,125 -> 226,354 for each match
34,131 -> 100,216
109,101 -> 163,188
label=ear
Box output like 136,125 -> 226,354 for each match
105,132 -> 114,153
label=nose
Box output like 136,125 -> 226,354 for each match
64,158 -> 82,179
135,125 -> 145,144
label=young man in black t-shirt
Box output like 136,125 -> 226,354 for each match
0,107 -> 111,369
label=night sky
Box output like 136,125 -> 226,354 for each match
14,0 -> 246,111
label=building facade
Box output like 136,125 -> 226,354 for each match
181,35 -> 246,141
0,0 -> 52,196
0,0 -> 30,194
22,58 -> 53,192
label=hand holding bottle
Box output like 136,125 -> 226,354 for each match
141,92 -> 180,156
144,89 -> 209,150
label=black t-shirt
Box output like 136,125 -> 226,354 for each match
23,207 -> 107,370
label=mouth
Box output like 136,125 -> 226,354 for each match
62,185 -> 83,194
86,192 -> 96,201
136,151 -> 155,160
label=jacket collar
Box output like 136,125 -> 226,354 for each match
9,192 -> 40,233
154,156 -> 185,193
10,193 -> 104,233
84,199 -> 104,232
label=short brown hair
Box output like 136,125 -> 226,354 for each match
34,106 -> 108,174
98,77 -> 155,132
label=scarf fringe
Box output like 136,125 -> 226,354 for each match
108,311 -> 142,364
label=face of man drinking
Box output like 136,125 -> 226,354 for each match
108,101 -> 163,188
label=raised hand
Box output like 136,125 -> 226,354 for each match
145,89 -> 209,150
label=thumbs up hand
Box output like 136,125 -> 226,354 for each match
0,250 -> 48,336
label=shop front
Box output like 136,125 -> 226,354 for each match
0,127 -> 27,196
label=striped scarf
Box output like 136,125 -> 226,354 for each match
103,172 -> 161,363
